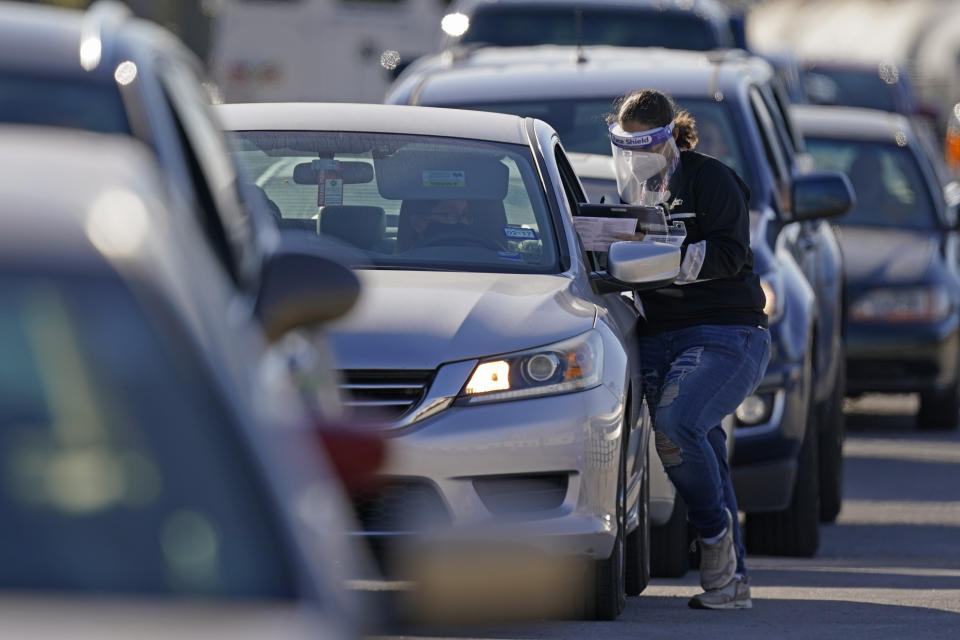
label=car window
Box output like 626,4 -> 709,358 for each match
158,58 -> 260,288
758,81 -> 798,160
555,142 -> 605,271
460,6 -> 728,50
0,274 -> 295,598
554,143 -> 587,208
230,130 -> 559,273
804,66 -> 901,113
805,137 -> 939,230
749,86 -> 791,185
0,72 -> 130,134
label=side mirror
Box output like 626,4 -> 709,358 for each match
590,241 -> 680,293
791,171 -> 855,222
255,237 -> 361,341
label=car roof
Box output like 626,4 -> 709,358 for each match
399,47 -> 769,105
216,102 -> 532,145
0,125 -> 213,323
790,104 -> 915,144
451,0 -> 729,17
0,0 -> 181,78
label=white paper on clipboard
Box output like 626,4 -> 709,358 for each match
573,216 -> 640,251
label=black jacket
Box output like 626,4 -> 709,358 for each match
636,150 -> 767,334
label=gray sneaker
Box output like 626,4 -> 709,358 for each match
688,575 -> 752,610
698,508 -> 736,591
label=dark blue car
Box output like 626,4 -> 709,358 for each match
795,104 -> 960,430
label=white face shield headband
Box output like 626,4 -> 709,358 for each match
609,121 -> 680,206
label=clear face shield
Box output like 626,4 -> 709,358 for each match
609,121 -> 680,206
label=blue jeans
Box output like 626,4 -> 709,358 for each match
639,324 -> 770,575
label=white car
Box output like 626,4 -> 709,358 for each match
221,102 -> 682,620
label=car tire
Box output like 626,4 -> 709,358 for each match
650,493 -> 690,578
746,391 -> 821,557
817,355 -> 846,523
625,455 -> 651,595
589,439 -> 627,620
918,364 -> 960,430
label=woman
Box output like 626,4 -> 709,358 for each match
609,89 -> 770,610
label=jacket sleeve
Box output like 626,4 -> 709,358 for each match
676,159 -> 751,283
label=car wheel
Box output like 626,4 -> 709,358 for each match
918,359 -> 960,430
625,455 -> 651,595
745,410 -> 821,557
817,354 -> 846,523
590,438 -> 627,620
650,493 -> 689,578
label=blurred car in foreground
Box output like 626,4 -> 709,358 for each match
795,105 -> 960,430
0,1 -> 359,379
389,46 -> 854,552
221,102 -> 684,620
0,129 -> 375,637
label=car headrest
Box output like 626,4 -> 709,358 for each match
848,153 -> 882,184
374,150 -> 509,200
319,205 -> 386,250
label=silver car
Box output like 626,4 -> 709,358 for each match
220,103 -> 681,620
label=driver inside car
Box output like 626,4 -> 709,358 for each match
413,198 -> 473,240
397,198 -> 488,251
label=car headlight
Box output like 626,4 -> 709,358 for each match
759,274 -> 784,323
458,330 -> 604,405
849,286 -> 951,323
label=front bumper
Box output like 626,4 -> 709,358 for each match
846,321 -> 959,394
731,357 -> 806,512
355,383 -> 626,561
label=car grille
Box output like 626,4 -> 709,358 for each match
339,369 -> 434,422
353,480 -> 452,533
473,474 -> 569,515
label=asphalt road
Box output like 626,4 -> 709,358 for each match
372,394 -> 960,640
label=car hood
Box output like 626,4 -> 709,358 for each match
327,270 -> 596,369
834,225 -> 940,286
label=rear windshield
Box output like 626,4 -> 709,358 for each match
0,274 -> 295,598
447,97 -> 748,179
803,67 -> 900,113
805,137 -> 938,230
461,7 -> 727,50
0,72 -> 130,134
230,131 -> 560,273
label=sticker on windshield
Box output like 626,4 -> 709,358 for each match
497,251 -> 525,261
322,177 -> 343,206
422,170 -> 466,187
503,226 -> 538,240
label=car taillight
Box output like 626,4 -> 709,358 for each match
946,127 -> 960,172
315,426 -> 387,495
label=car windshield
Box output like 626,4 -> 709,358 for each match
805,138 -> 938,230
448,98 -> 747,178
460,7 -> 726,50
0,72 -> 130,134
0,273 -> 295,598
230,131 -> 560,273
804,67 -> 900,113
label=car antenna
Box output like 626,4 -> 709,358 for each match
574,7 -> 587,64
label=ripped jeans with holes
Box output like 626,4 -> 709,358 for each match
640,324 -> 770,575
